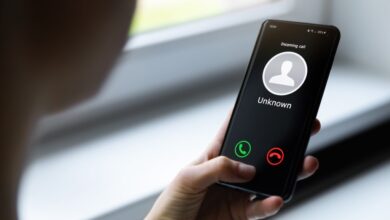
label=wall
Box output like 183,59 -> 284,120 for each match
329,0 -> 390,75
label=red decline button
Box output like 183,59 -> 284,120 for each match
266,147 -> 284,166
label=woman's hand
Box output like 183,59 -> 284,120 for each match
146,113 -> 320,220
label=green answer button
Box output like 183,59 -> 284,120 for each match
234,140 -> 252,158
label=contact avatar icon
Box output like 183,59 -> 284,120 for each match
262,51 -> 307,96
269,60 -> 295,87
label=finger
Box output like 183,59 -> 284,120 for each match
193,109 -> 233,164
212,108 -> 234,149
175,156 -> 255,193
246,196 -> 284,220
297,155 -> 319,181
205,108 -> 233,158
311,119 -> 321,136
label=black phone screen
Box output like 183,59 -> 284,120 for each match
219,20 -> 340,200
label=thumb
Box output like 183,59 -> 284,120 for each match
175,156 -> 256,193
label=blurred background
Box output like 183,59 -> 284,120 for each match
19,0 -> 390,219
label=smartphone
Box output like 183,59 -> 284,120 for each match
218,20 -> 340,201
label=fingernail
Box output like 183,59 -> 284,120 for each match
267,196 -> 284,216
273,203 -> 283,214
268,206 -> 282,216
238,163 -> 256,179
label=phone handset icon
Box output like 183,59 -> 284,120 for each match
234,140 -> 252,158
269,152 -> 282,160
266,147 -> 284,166
238,144 -> 247,155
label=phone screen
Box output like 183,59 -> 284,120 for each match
219,20 -> 340,199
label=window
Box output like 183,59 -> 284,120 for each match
36,0 -> 292,143
132,0 -> 273,33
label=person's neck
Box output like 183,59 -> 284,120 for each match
0,77 -> 44,220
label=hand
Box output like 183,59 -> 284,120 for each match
146,112 -> 321,220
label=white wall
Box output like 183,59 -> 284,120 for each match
280,0 -> 331,23
329,0 -> 390,75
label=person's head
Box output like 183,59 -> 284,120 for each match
1,0 -> 137,114
281,60 -> 293,76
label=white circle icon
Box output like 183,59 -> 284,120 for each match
262,51 -> 307,96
